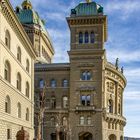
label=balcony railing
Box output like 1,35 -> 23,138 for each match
75,105 -> 95,112
105,112 -> 126,125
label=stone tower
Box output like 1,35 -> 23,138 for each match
34,0 -> 126,140
67,0 -> 126,140
16,0 -> 54,63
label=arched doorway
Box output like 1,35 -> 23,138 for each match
79,132 -> 92,140
109,134 -> 116,140
51,133 -> 56,140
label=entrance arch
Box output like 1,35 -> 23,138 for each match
109,134 -> 116,140
79,132 -> 92,140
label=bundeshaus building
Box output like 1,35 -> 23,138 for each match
0,0 -> 53,139
0,0 -> 127,140
34,0 -> 127,140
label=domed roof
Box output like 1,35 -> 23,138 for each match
71,0 -> 103,16
16,1 -> 46,33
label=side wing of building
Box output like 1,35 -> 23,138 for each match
0,1 -> 36,139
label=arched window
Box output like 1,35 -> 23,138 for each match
26,59 -> 30,72
85,32 -> 89,43
81,71 -> 91,80
90,32 -> 95,43
120,136 -> 123,140
62,117 -> 67,126
118,103 -> 121,115
81,95 -> 91,106
5,96 -> 11,114
51,96 -> 56,109
62,96 -> 68,108
17,73 -> 22,91
4,61 -> 11,82
62,79 -> 68,87
17,102 -> 21,118
80,116 -> 84,125
109,134 -> 116,140
39,79 -> 45,88
17,47 -> 21,62
5,30 -> 11,49
107,82 -> 110,92
26,108 -> 29,121
26,82 -> 29,98
51,79 -> 56,88
50,117 -> 55,126
79,32 -> 83,44
108,99 -> 113,113
87,116 -> 91,125
87,95 -> 91,106
81,95 -> 86,106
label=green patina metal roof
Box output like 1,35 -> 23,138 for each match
71,1 -> 103,16
16,9 -> 45,27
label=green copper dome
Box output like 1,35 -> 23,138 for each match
16,1 -> 46,33
71,1 -> 103,16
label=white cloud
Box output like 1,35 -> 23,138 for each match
105,0 -> 140,20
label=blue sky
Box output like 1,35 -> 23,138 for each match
10,0 -> 140,138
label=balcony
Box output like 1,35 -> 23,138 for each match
75,105 -> 95,112
104,113 -> 126,125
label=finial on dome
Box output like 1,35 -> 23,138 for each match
86,0 -> 92,3
22,0 -> 32,10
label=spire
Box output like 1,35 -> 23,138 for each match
86,0 -> 92,3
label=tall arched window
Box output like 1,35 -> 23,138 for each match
79,32 -> 83,44
26,82 -> 29,98
51,79 -> 56,88
120,136 -> 123,140
81,71 -> 91,80
26,59 -> 30,72
50,117 -> 55,126
90,32 -> 95,43
5,30 -> 11,49
51,96 -> 56,109
62,79 -> 68,87
85,32 -> 89,43
87,95 -> 91,106
39,79 -> 45,88
5,95 -> 11,114
62,96 -> 68,108
62,117 -> 67,126
17,102 -> 21,118
17,47 -> 21,62
4,61 -> 11,82
81,95 -> 91,106
87,116 -> 91,125
17,72 -> 22,91
26,108 -> 29,121
80,116 -> 84,125
118,103 -> 121,115
108,99 -> 113,113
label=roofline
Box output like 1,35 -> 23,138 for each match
5,0 -> 37,59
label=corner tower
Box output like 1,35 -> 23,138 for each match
16,0 -> 54,63
67,0 -> 126,140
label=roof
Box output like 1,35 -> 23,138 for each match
71,1 -> 103,16
35,63 -> 70,71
